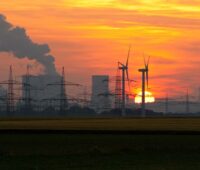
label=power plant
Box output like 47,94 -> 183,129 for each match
0,53 -> 199,117
91,75 -> 111,113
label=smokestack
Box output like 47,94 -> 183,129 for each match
0,14 -> 57,75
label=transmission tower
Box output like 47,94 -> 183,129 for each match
7,65 -> 14,114
0,66 -> 20,115
60,67 -> 68,113
81,87 -> 90,107
23,65 -> 32,111
115,65 -> 122,109
47,67 -> 81,114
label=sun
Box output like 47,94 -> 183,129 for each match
135,91 -> 155,104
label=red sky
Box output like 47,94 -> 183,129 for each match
0,0 -> 200,98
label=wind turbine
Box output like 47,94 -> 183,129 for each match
138,55 -> 150,117
144,56 -> 150,89
118,46 -> 131,116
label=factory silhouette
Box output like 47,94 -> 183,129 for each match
0,61 -> 200,118
0,47 -> 200,118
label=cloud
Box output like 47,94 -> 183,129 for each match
180,41 -> 200,54
53,8 -> 200,30
165,0 -> 200,5
0,14 -> 57,75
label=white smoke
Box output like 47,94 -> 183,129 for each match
0,14 -> 57,75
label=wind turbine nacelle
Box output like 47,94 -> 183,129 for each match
138,68 -> 146,72
119,66 -> 128,70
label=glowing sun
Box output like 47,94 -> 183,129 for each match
135,91 -> 155,104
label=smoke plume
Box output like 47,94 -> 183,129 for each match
0,14 -> 57,75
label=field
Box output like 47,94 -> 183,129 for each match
1,117 -> 200,132
1,118 -> 200,169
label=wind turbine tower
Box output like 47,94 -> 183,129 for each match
118,46 -> 131,116
115,66 -> 122,109
138,56 -> 150,117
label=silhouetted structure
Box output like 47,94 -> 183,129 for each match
80,87 -> 90,107
0,66 -> 23,116
22,74 -> 61,112
138,56 -> 150,117
47,67 -> 81,114
115,65 -> 122,109
1,63 -> 200,118
23,65 -> 32,111
59,67 -> 68,113
7,66 -> 14,114
118,46 -> 131,116
91,75 -> 111,113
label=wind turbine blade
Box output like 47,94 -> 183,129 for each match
147,56 -> 150,66
126,45 -> 131,67
146,56 -> 150,89
126,70 -> 131,93
146,71 -> 149,89
118,62 -> 124,67
143,53 -> 147,68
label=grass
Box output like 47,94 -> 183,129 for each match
1,118 -> 200,169
0,117 -> 200,131
1,134 -> 200,169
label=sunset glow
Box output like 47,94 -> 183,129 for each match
0,1 -> 200,97
135,91 -> 155,104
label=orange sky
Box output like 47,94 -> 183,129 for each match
0,0 -> 200,98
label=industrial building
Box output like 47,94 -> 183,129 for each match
91,75 -> 111,113
21,74 -> 62,110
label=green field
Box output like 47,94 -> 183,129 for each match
1,117 -> 200,131
1,118 -> 200,169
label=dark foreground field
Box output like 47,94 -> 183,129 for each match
1,118 -> 200,169
1,133 -> 200,170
